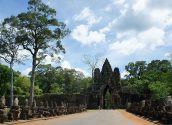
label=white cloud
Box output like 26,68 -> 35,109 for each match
165,52 -> 172,58
100,20 -> 117,33
40,53 -> 63,66
113,0 -> 126,5
64,19 -> 69,25
138,27 -> 165,49
150,9 -> 172,28
116,31 -> 135,39
75,68 -> 90,77
61,60 -> 72,69
18,49 -> 31,58
114,10 -> 153,32
102,0 -> 172,34
109,37 -> 145,55
61,60 -> 90,77
104,5 -> 112,12
109,27 -> 165,55
148,0 -> 172,9
74,7 -> 102,26
121,70 -> 129,79
71,24 -> 105,45
42,55 -> 52,65
22,67 -> 32,76
132,0 -> 148,13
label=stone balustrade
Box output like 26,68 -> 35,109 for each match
126,97 -> 172,124
0,96 -> 8,123
0,96 -> 87,123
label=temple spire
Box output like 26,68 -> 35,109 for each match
101,58 -> 112,75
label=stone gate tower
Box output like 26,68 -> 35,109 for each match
87,59 -> 121,109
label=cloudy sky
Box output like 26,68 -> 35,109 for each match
0,0 -> 172,77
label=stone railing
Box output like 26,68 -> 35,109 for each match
0,96 -> 87,123
126,97 -> 172,124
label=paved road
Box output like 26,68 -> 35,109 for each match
16,110 -> 155,125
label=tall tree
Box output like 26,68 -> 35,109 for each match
14,0 -> 69,105
125,61 -> 147,79
0,17 -> 25,107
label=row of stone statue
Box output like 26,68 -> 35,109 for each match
126,97 -> 172,124
0,96 -> 87,123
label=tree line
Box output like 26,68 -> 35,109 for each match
0,0 -> 171,107
0,63 -> 91,96
123,59 -> 172,100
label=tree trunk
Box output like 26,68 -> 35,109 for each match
10,62 -> 14,107
29,55 -> 36,106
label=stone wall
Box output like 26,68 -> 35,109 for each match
0,94 -> 87,123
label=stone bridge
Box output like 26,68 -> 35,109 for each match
8,110 -> 155,125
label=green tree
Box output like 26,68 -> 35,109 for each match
0,18 -> 26,106
14,75 -> 30,95
34,64 -> 91,94
148,81 -> 171,100
125,61 -> 146,79
34,64 -> 63,93
0,64 -> 22,96
12,0 -> 69,105
0,64 -> 10,96
125,60 -> 172,99
49,84 -> 63,94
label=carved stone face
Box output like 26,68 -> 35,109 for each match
25,99 -> 28,107
45,101 -> 49,107
40,101 -> 43,106
14,97 -> 19,106
51,101 -> 54,107
33,100 -> 37,107
0,96 -> 5,107
54,102 -> 57,107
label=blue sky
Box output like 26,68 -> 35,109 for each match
0,0 -> 172,77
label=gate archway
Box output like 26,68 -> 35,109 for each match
102,85 -> 113,109
87,59 -> 121,109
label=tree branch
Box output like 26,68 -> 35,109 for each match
0,55 -> 10,64
22,44 -> 34,55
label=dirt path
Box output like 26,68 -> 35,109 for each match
12,110 -> 156,125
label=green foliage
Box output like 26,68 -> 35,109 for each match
34,85 -> 42,95
0,64 -> 30,96
148,81 -> 171,100
14,75 -> 30,96
15,0 -> 70,61
125,60 -> 172,100
0,64 -> 11,96
0,16 -> 23,64
34,64 -> 91,95
50,84 -> 63,94
0,16 -> 26,106
125,61 -> 146,79
3,0 -> 70,104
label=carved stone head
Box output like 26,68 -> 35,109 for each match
0,96 -> 6,107
40,101 -> 43,107
54,102 -> 57,107
14,97 -> 19,106
25,99 -> 29,107
51,101 -> 54,108
45,101 -> 49,108
33,99 -> 37,107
